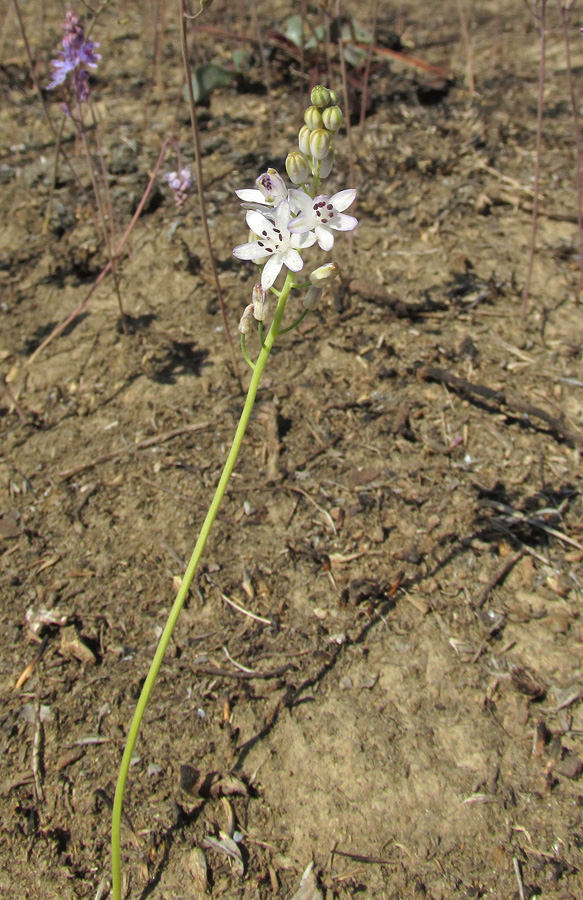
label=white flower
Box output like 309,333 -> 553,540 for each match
233,200 -> 316,291
288,188 -> 357,251
235,168 -> 288,216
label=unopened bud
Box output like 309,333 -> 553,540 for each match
303,286 -> 322,310
238,303 -> 254,334
311,84 -> 331,108
322,105 -> 342,132
256,168 -> 287,204
319,148 -> 334,179
309,128 -> 331,161
310,262 -> 339,286
286,151 -> 311,185
252,284 -> 267,321
298,125 -> 312,156
328,89 -> 338,105
304,105 -> 323,131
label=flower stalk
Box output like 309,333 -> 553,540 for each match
111,84 -> 358,899
111,271 -> 295,900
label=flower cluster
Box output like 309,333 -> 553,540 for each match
48,10 -> 100,103
164,167 -> 195,208
233,86 -> 357,306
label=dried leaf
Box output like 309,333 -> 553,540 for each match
203,834 -> 244,876
290,862 -> 323,900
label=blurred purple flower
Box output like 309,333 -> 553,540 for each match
164,168 -> 195,208
48,11 -> 100,100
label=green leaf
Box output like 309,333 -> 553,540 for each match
283,14 -> 303,48
184,64 -> 232,104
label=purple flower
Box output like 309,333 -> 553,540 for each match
48,11 -> 100,100
163,168 -> 195,208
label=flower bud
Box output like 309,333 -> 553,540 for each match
309,128 -> 331,161
310,262 -> 340,286
328,89 -> 338,105
238,303 -> 254,334
319,148 -> 334,179
304,105 -> 323,130
322,105 -> 342,133
252,284 -> 267,321
311,84 -> 331,108
286,151 -> 311,185
256,168 -> 287,204
298,125 -> 312,156
303,286 -> 322,310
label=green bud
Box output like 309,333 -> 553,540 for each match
304,105 -> 323,130
328,89 -> 338,105
322,105 -> 342,132
310,262 -> 340,286
310,84 -> 331,108
309,128 -> 331,161
286,151 -> 311,185
298,124 -> 312,156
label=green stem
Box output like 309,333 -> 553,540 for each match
311,159 -> 322,197
279,308 -> 309,334
111,272 -> 295,900
240,333 -> 255,370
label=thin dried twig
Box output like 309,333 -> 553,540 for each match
287,485 -> 337,534
513,857 -> 526,900
58,422 -> 210,479
474,550 -> 525,609
14,633 -> 50,690
481,498 -> 583,552
223,646 -> 257,673
32,696 -> 45,803
557,0 -> 583,297
221,593 -> 272,625
417,365 -> 583,448
191,663 -> 296,680
28,138 -> 174,364
179,0 -> 241,388
522,0 -> 546,318
359,0 -> 379,135
456,0 -> 475,95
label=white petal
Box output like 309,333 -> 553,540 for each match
233,241 -> 268,261
288,213 -> 315,234
315,225 -> 334,251
289,188 -> 313,214
239,202 -> 277,218
282,248 -> 304,272
331,189 -> 357,212
261,255 -> 284,290
236,189 -> 266,203
274,199 -> 291,233
246,210 -> 273,236
331,213 -> 358,232
292,230 -> 317,249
